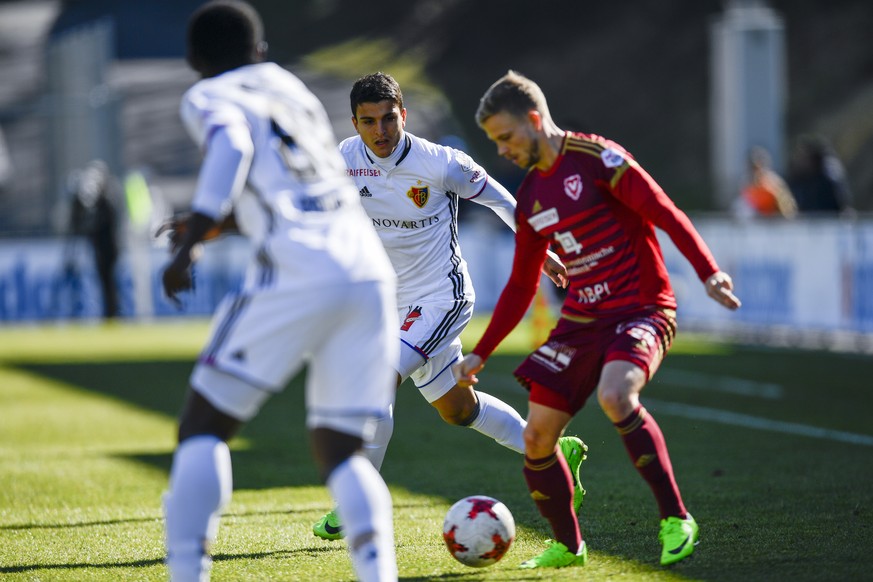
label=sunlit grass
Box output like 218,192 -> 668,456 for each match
0,318 -> 870,580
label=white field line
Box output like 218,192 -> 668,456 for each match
655,369 -> 784,400
646,398 -> 873,447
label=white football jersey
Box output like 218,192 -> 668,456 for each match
180,63 -> 394,290
339,132 -> 515,306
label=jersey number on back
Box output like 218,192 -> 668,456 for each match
265,97 -> 343,183
270,117 -> 321,182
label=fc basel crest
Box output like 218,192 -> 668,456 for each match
407,185 -> 429,208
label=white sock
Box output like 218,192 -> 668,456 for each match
467,391 -> 526,453
164,435 -> 232,582
361,404 -> 394,471
328,455 -> 397,582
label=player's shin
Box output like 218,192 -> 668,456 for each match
328,455 -> 397,582
361,404 -> 394,471
164,435 -> 232,582
615,406 -> 686,519
522,451 -> 581,552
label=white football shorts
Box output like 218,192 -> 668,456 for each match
397,299 -> 473,402
190,279 -> 398,441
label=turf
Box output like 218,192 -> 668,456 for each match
0,319 -> 871,581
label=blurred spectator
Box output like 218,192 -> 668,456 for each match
787,134 -> 853,214
734,145 -> 797,219
68,159 -> 120,319
0,125 -> 11,193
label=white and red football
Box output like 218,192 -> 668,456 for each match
442,495 -> 515,567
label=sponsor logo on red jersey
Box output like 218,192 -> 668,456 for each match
555,230 -> 584,254
577,281 -> 612,304
600,148 -> 625,168
407,186 -> 429,208
531,342 -> 576,373
563,174 -> 583,200
529,207 -> 559,231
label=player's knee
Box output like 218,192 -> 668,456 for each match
432,386 -> 479,426
310,427 -> 363,482
177,388 -> 242,443
596,385 -> 634,420
522,424 -> 556,458
437,403 -> 477,426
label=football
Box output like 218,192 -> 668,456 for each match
442,495 -> 515,568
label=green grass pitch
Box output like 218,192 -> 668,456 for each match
1,318 -> 871,581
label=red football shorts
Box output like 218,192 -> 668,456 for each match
515,308 -> 676,415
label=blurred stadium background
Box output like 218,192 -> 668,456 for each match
0,0 -> 871,352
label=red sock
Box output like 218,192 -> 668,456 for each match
522,450 -> 582,552
615,405 -> 687,519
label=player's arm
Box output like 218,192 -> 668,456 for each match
611,162 -> 740,310
156,212 -> 238,253
465,176 -> 517,229
465,177 -> 568,288
162,123 -> 253,306
445,150 -> 568,287
454,218 -> 550,386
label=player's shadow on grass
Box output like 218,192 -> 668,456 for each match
12,359 -> 538,497
0,548 -> 340,575
0,515 -> 159,531
12,358 -> 562,527
1,553 -> 479,581
0,557 -> 165,574
12,358 -> 685,568
15,360 -> 324,489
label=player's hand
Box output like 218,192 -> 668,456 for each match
161,251 -> 196,309
155,214 -> 223,253
543,250 -> 569,288
453,354 -> 484,388
155,215 -> 188,253
705,271 -> 741,310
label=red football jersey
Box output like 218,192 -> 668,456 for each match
473,132 -> 719,360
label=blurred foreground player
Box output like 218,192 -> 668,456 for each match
455,70 -> 741,569
160,2 -> 398,580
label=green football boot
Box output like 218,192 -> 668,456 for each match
659,513 -> 699,565
519,539 -> 588,569
558,436 -> 588,513
312,509 -> 344,541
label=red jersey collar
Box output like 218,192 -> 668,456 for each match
536,131 -> 569,178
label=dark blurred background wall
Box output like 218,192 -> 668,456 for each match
251,0 -> 873,212
1,0 -> 870,237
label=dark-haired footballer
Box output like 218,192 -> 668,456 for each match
311,71 -> 589,543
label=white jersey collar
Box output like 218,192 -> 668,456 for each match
365,133 -> 413,171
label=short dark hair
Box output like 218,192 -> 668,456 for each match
475,70 -> 551,125
187,1 -> 263,73
350,72 -> 404,117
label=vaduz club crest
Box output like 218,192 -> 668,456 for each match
563,174 -> 583,200
407,185 -> 429,208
